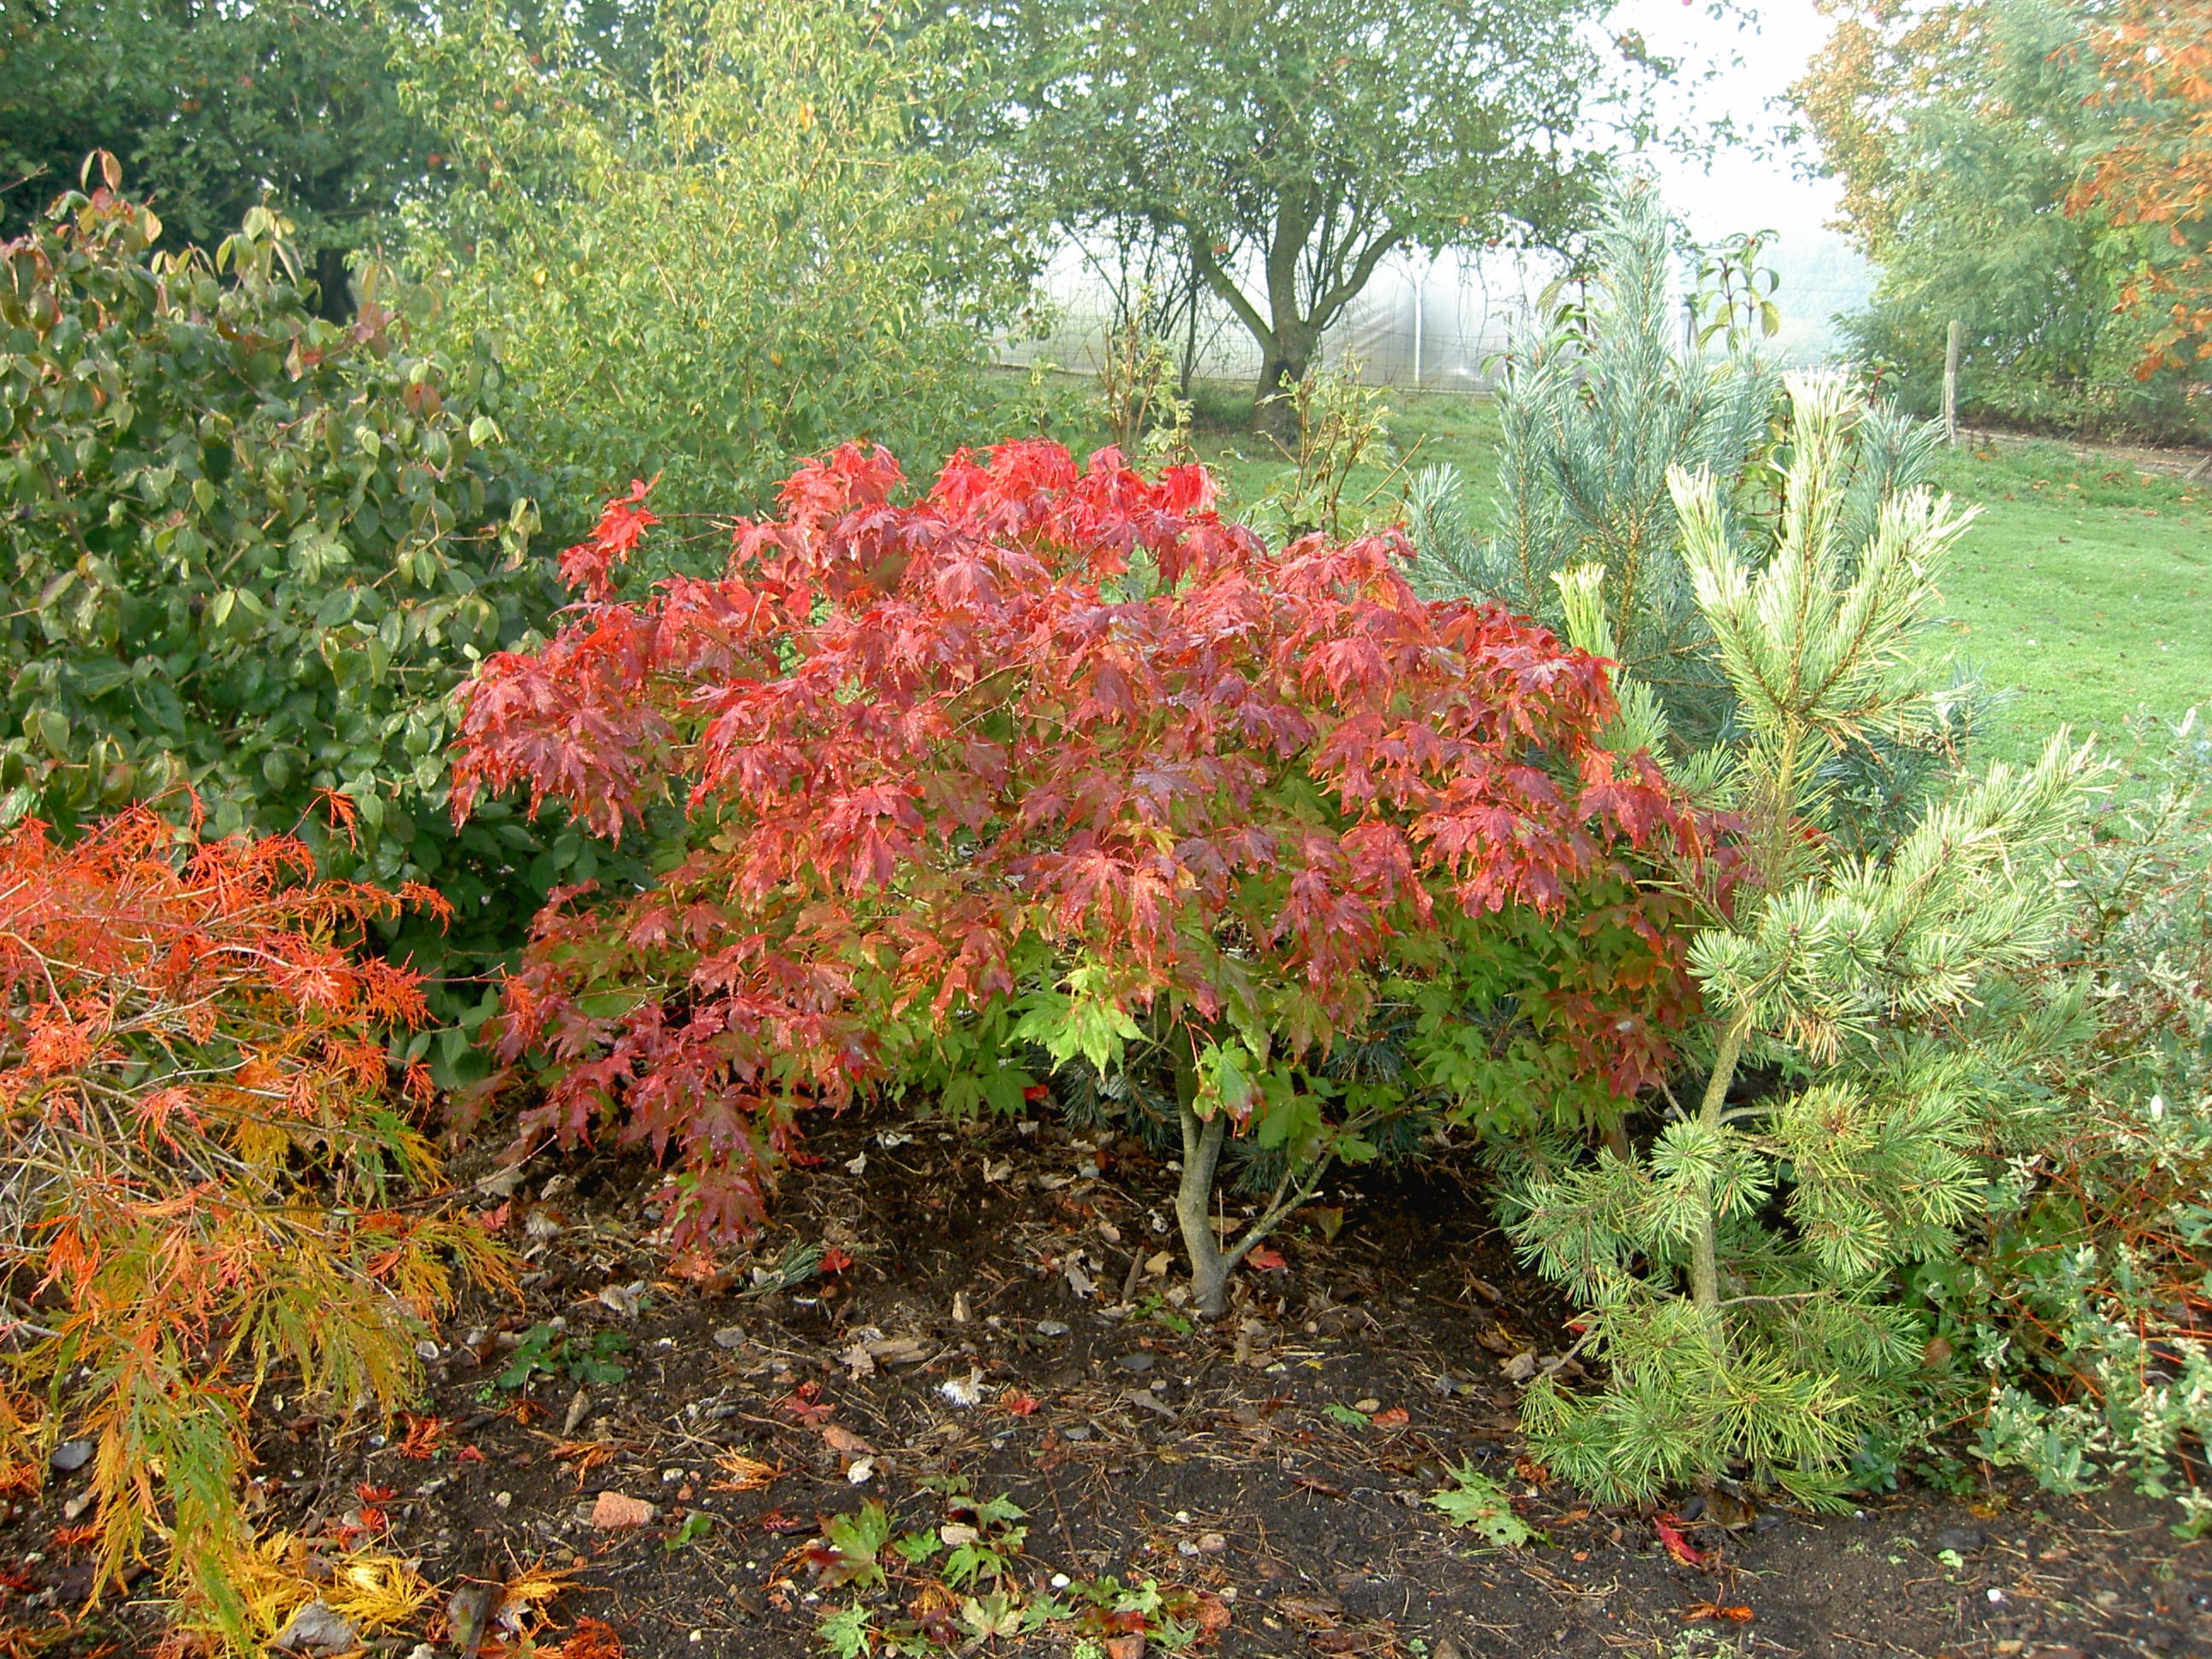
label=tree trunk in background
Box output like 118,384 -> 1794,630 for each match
314,246 -> 355,323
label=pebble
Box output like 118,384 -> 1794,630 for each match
271,1599 -> 357,1657
49,1441 -> 91,1474
1062,1425 -> 1091,1441
589,1491 -> 657,1529
1115,1353 -> 1156,1372
1037,1320 -> 1070,1337
1930,1525 -> 1988,1555
712,1326 -> 746,1348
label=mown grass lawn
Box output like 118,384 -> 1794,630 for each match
1170,387 -> 2210,761
1926,439 -> 2211,760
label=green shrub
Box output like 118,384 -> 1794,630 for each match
0,169 -> 610,1051
1912,718 -> 2212,1528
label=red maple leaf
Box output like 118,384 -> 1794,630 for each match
1655,1513 -> 1708,1568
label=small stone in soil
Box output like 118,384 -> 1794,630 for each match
590,1491 -> 658,1529
49,1440 -> 92,1474
271,1599 -> 358,1657
1116,1353 -> 1155,1372
1037,1320 -> 1070,1336
713,1326 -> 746,1348
1062,1425 -> 1091,1441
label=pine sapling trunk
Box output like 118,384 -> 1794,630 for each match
1690,1016 -> 1750,1353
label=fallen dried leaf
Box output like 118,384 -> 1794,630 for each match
1277,1592 -> 1345,1628
1684,1601 -> 1754,1621
821,1425 -> 874,1458
544,1615 -> 626,1659
711,1453 -> 778,1492
1370,1407 -> 1409,1428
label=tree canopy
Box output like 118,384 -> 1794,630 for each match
1005,0 -> 1656,428
1799,0 -> 2212,434
0,0 -> 433,311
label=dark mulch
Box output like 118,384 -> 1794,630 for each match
7,1110 -> 2208,1658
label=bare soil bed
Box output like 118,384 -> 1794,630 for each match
7,1110 -> 2207,1658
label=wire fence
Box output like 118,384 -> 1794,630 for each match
998,244 -> 1877,392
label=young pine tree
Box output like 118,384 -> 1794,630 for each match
1509,375 -> 2095,1505
1406,179 -> 1941,747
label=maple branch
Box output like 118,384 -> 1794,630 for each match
1218,1150 -> 1335,1276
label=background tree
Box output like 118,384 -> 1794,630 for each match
1005,0 -> 1658,432
2069,0 -> 2212,377
0,0 -> 434,316
1798,0 -> 2210,440
392,0 -> 1051,537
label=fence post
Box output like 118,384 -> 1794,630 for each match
1412,259 -> 1425,389
1944,319 -> 1963,446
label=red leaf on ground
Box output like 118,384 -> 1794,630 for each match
781,1381 -> 835,1425
1246,1246 -> 1288,1272
1369,1406 -> 1409,1427
1656,1513 -> 1708,1568
1000,1389 -> 1040,1417
818,1246 -> 854,1274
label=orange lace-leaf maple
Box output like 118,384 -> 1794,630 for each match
0,807 -> 506,1649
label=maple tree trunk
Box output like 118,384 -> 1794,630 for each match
1176,1098 -> 1232,1320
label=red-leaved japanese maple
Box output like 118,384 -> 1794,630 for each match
453,441 -> 1697,1313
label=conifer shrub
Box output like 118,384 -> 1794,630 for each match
451,440 -> 1702,1313
1506,375 -> 2095,1505
0,807 -> 504,1641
